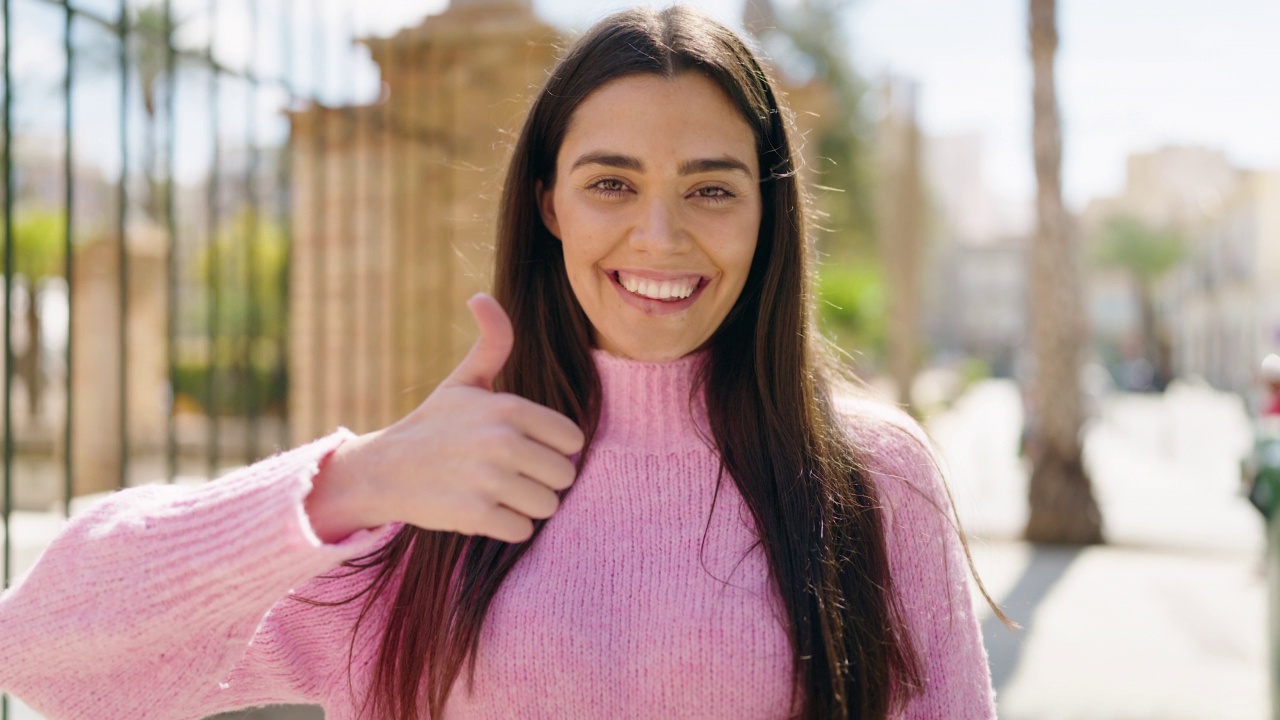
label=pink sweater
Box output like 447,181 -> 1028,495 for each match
0,352 -> 996,719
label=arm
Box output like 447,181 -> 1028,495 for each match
847,403 -> 998,720
0,295 -> 583,719
0,430 -> 394,720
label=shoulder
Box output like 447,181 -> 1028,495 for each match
832,393 -> 949,531
833,393 -> 938,486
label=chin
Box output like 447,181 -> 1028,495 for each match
600,338 -> 698,363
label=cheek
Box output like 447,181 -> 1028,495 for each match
707,217 -> 761,281
555,199 -> 611,267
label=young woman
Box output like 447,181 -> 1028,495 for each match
1,6 -> 1001,719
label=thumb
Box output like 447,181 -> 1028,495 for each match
444,293 -> 515,390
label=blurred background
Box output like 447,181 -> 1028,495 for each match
1,0 -> 1275,718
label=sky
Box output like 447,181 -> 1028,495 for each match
313,0 -> 1280,210
9,0 -> 1278,214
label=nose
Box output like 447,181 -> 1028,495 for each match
628,196 -> 690,255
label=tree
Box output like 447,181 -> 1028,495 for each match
1091,215 -> 1185,389
1025,0 -> 1103,544
130,2 -> 180,226
757,0 -> 886,365
2,209 -> 67,421
767,0 -> 877,258
186,209 -> 288,415
873,80 -> 926,411
79,2 -> 184,224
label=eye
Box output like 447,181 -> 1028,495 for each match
587,177 -> 631,198
691,185 -> 736,204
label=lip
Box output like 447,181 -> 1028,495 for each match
603,267 -> 710,316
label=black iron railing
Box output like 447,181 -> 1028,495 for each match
0,2 -> 379,716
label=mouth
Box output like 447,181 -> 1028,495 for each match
609,269 -> 709,303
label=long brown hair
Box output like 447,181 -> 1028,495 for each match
313,7 -> 966,719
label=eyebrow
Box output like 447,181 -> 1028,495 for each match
570,151 -> 753,177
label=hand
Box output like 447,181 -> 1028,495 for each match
308,293 -> 585,543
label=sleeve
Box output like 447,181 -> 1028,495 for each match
846,402 -> 998,720
0,429 -> 398,720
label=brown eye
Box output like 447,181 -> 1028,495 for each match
693,185 -> 734,202
590,178 -> 630,197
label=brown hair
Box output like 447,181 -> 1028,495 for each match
308,6 -> 988,719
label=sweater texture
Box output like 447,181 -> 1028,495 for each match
0,351 -> 996,719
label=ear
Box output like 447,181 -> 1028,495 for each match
536,179 -> 562,240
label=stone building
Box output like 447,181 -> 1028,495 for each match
289,0 -> 562,440
1169,169 -> 1280,405
1079,146 -> 1246,387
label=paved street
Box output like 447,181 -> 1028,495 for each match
933,379 -> 1268,720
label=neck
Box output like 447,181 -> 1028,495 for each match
591,349 -> 712,450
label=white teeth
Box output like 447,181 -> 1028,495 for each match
616,272 -> 698,300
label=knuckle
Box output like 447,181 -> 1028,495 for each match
490,429 -> 522,463
491,393 -> 525,419
457,495 -> 491,532
475,464 -> 506,497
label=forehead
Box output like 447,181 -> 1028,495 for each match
558,73 -> 759,173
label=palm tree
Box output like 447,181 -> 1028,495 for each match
79,2 -> 182,224
1091,215 -> 1186,389
1025,0 -> 1103,544
131,3 -> 178,226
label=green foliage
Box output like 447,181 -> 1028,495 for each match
179,208 -> 289,416
189,209 -> 289,343
2,208 -> 68,281
959,356 -> 993,388
1091,215 -> 1187,283
816,262 -> 886,365
769,0 -> 875,256
172,356 -> 286,416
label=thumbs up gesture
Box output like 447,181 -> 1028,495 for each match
305,294 -> 586,544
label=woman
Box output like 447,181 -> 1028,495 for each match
0,6 -> 1001,719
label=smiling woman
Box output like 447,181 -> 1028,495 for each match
539,72 -> 762,361
0,6 -> 1002,720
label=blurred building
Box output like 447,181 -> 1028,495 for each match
1080,146 -> 1245,376
1170,169 -> 1280,405
1081,145 -> 1280,402
923,132 -> 1029,377
287,0 -> 562,440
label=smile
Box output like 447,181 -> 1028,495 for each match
613,270 -> 705,301
610,270 -> 708,302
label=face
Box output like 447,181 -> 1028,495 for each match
538,72 -> 762,362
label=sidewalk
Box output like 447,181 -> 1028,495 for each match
934,379 -> 1268,720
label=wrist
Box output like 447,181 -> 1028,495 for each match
306,430 -> 386,543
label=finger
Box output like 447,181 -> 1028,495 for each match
512,438 -> 578,491
443,293 -> 514,391
480,505 -> 536,544
503,438 -> 578,492
491,473 -> 562,520
500,396 -> 587,456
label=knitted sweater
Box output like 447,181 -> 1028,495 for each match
0,352 -> 996,719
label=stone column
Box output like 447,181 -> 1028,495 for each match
69,227 -> 168,496
289,2 -> 561,442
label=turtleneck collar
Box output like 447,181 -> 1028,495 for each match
591,349 -> 713,451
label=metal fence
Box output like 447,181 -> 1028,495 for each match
1,1 -> 379,716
